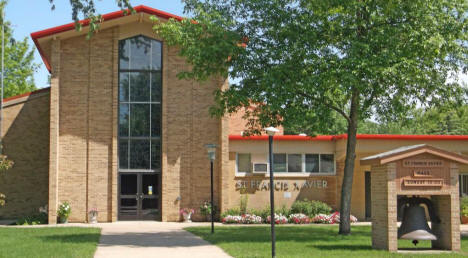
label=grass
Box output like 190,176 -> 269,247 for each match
185,225 -> 468,258
0,227 -> 101,258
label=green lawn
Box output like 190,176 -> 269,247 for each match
0,227 -> 101,258
186,225 -> 468,258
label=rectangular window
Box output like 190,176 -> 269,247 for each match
305,154 -> 319,173
320,154 -> 335,173
118,35 -> 162,172
287,154 -> 302,172
273,154 -> 287,172
237,153 -> 251,173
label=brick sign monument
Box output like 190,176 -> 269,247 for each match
361,144 -> 468,252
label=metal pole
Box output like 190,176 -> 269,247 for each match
269,135 -> 275,258
210,159 -> 214,234
0,9 -> 4,154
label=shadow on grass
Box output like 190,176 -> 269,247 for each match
187,225 -> 372,245
40,233 -> 101,244
310,244 -> 372,251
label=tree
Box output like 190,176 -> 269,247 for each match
0,1 -> 39,98
153,0 -> 468,234
48,0 -> 133,39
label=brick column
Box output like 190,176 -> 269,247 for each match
432,163 -> 460,251
48,39 -> 60,224
371,163 -> 397,251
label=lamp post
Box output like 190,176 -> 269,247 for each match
264,127 -> 279,258
205,144 -> 217,234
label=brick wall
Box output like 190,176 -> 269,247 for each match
0,92 -> 50,219
45,20 -> 226,223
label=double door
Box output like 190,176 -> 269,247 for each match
119,173 -> 160,220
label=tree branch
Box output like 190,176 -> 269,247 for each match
296,90 -> 351,124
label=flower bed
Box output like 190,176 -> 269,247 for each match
222,214 -> 262,224
311,212 -> 358,224
288,213 -> 310,224
266,214 -> 288,224
311,214 -> 332,224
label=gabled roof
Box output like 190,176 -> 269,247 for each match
360,144 -> 468,165
31,5 -> 183,73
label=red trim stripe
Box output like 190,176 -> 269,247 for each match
229,135 -> 335,141
31,5 -> 183,73
229,134 -> 468,141
3,87 -> 50,104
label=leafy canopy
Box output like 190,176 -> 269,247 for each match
0,1 -> 39,98
48,0 -> 134,39
154,0 -> 467,132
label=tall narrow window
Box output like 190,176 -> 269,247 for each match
118,35 -> 162,171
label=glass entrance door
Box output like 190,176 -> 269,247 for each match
119,173 -> 160,220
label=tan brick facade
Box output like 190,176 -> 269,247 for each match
0,91 -> 50,219
36,18 -> 227,223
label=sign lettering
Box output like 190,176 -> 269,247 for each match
236,180 -> 328,191
403,159 -> 443,167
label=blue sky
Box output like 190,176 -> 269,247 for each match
5,1 -> 185,88
4,1 -> 468,89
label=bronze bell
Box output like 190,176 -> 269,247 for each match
398,197 -> 440,245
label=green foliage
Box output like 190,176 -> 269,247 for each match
0,193 -> 4,206
15,212 -> 47,225
276,205 -> 291,217
48,0 -> 134,39
199,201 -> 217,216
239,194 -> 248,214
291,199 -> 332,217
220,207 -> 241,218
461,197 -> 468,217
0,1 -> 39,98
57,201 -> 71,218
248,207 -> 270,221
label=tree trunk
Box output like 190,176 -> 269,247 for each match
339,89 -> 359,235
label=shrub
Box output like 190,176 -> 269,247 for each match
276,205 -> 291,217
461,197 -> 468,217
240,195 -> 249,214
221,208 -> 241,219
290,199 -> 332,217
249,207 -> 270,221
288,213 -> 310,224
57,201 -> 71,219
16,211 -> 47,225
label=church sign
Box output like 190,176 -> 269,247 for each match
235,180 -> 328,191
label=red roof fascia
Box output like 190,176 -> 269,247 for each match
31,5 -> 183,73
3,87 -> 50,104
229,134 -> 468,141
229,135 -> 335,141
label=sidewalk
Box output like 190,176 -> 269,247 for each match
94,221 -> 231,258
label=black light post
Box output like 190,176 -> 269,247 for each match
205,144 -> 217,234
265,127 -> 279,258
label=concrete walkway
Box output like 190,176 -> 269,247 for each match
94,221 -> 232,258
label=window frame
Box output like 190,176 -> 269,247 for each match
236,153 -> 252,174
235,152 -> 336,176
118,35 -> 163,173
